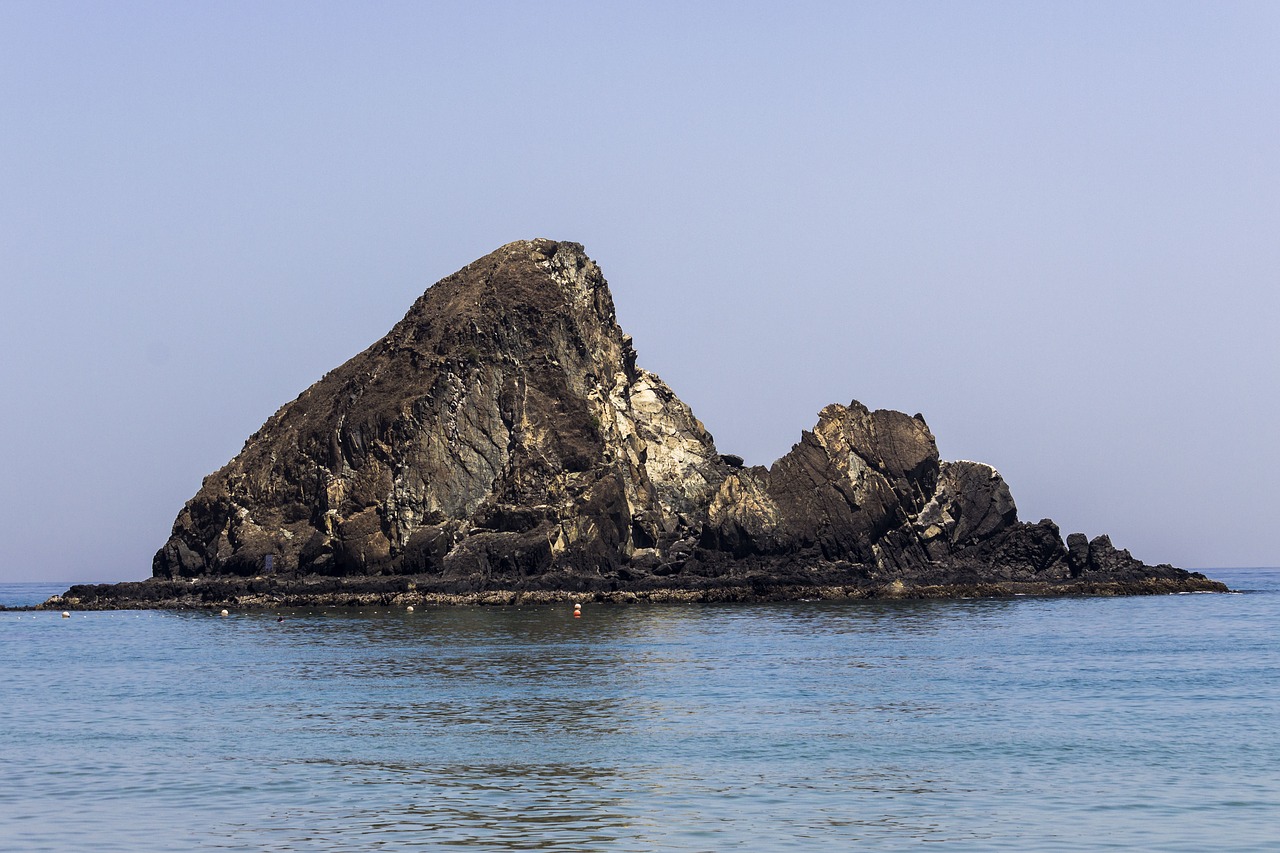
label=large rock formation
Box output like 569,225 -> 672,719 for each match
65,239 -> 1222,607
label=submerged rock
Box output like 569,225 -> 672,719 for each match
60,239 -> 1224,609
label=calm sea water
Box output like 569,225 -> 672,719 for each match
2,570 -> 1277,852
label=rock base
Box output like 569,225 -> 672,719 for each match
34,570 -> 1229,611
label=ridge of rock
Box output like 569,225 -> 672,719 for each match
129,239 -> 1215,602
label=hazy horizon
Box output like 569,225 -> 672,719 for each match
2,2 -> 1276,583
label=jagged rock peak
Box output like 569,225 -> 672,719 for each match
154,239 -> 724,581
147,239 -> 1207,599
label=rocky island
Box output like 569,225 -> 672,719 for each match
47,239 -> 1224,610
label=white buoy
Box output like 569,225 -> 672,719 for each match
61,611 -> 70,618
406,605 -> 414,612
220,609 -> 229,617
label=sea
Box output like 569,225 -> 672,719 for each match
1,568 -> 1277,852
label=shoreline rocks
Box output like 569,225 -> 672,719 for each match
35,569 -> 1228,612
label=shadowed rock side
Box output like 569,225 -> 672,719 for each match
50,239 -> 1223,610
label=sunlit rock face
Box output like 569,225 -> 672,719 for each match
152,239 -> 1181,590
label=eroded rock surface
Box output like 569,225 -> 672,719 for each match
125,239 -> 1215,603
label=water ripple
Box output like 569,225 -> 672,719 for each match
2,569 -> 1277,851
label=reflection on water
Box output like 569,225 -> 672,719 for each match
2,569 -> 1278,851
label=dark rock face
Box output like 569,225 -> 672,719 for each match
144,239 -> 1210,599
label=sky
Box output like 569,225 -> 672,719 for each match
2,1 -> 1277,583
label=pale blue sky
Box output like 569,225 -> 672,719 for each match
2,1 -> 1276,582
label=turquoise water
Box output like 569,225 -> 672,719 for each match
2,570 -> 1277,851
